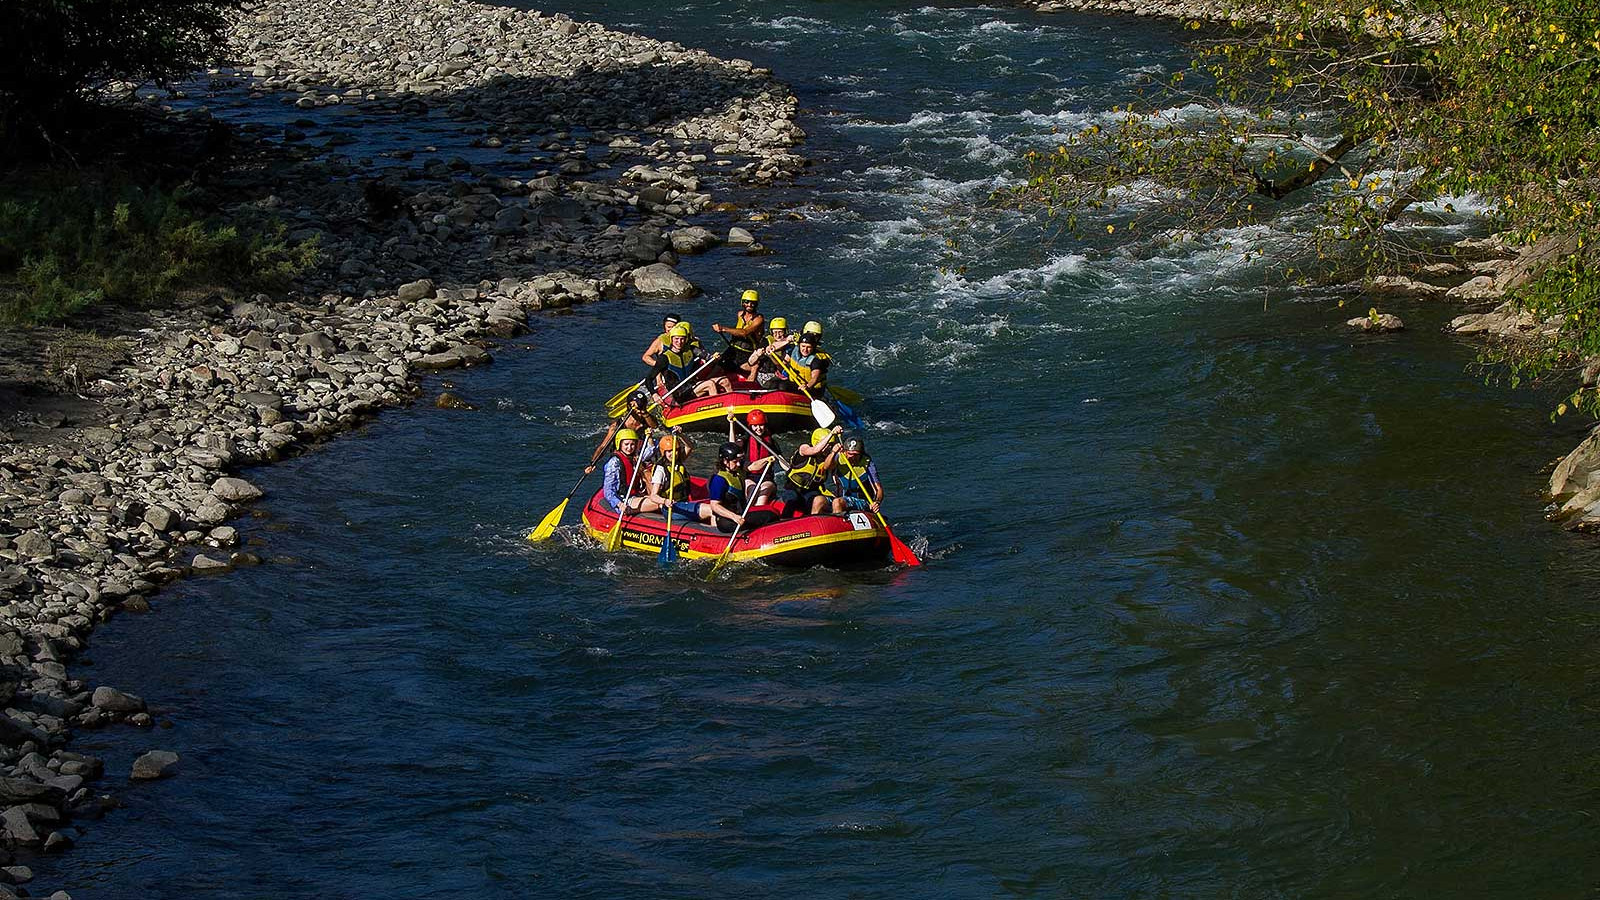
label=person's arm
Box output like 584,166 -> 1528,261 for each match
806,356 -> 830,390
587,423 -> 620,474
707,498 -> 744,525
642,337 -> 664,367
602,459 -> 623,511
865,462 -> 884,510
646,465 -> 668,504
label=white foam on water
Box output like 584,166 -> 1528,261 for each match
862,341 -> 907,369
754,15 -> 838,32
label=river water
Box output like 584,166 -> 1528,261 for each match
36,3 -> 1600,897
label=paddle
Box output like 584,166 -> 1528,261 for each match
605,432 -> 651,552
828,383 -> 864,406
609,349 -> 725,418
773,351 -> 845,429
603,378 -> 645,415
844,462 -> 921,567
706,461 -> 772,581
527,428 -> 617,542
658,443 -> 680,568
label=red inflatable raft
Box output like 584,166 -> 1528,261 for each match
657,378 -> 813,432
580,478 -> 889,568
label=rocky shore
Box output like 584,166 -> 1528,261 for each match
0,0 -> 807,891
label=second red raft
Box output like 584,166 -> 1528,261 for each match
580,478 -> 889,568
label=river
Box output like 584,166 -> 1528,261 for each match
33,2 -> 1600,897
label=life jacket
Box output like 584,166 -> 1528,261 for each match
657,457 -> 690,501
661,345 -> 696,382
730,312 -> 761,352
751,431 -> 786,463
785,346 -> 830,389
828,454 -> 874,499
607,452 -> 638,509
786,447 -> 828,491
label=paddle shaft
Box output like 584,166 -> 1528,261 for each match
606,433 -> 653,549
707,461 -> 772,578
659,445 -> 679,564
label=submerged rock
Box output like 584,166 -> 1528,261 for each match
130,751 -> 179,781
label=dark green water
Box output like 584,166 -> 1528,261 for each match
33,2 -> 1600,897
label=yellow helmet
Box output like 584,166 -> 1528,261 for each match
769,316 -> 788,331
741,289 -> 759,303
669,323 -> 692,339
810,427 -> 832,447
615,428 -> 639,448
802,320 -> 823,337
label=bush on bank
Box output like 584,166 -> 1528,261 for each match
0,0 -> 242,153
1004,0 -> 1600,411
0,170 -> 319,327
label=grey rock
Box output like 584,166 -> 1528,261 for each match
1,807 -> 37,844
12,532 -> 52,560
0,715 -> 49,747
727,226 -> 756,246
622,227 -> 669,263
397,279 -> 437,303
630,263 -> 699,299
91,686 -> 146,713
297,332 -> 338,356
211,477 -> 264,503
143,506 -> 179,532
1347,313 -> 1405,333
1446,274 -> 1500,301
42,830 -> 72,853
668,226 -> 720,254
0,778 -> 63,806
0,866 -> 31,885
131,750 -> 179,780
190,554 -> 231,573
192,500 -> 231,527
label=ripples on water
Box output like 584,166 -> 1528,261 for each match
38,3 -> 1600,898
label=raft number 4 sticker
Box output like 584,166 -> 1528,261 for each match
848,513 -> 873,531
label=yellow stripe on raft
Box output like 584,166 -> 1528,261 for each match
660,401 -> 811,428
582,520 -> 885,563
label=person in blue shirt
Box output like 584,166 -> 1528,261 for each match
601,428 -> 652,514
708,443 -> 779,533
824,433 -> 882,515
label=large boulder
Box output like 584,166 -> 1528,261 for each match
622,227 -> 669,263
211,477 -> 264,503
397,279 -> 437,303
630,264 -> 699,299
668,226 -> 721,255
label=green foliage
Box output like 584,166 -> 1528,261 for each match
1002,0 -> 1600,396
0,0 -> 243,149
0,171 -> 319,327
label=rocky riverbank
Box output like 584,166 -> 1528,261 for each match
0,0 -> 807,892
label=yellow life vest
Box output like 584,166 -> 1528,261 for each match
786,440 -> 831,490
730,311 -> 761,352
662,345 -> 696,379
785,347 -> 830,389
826,455 -> 874,498
657,459 -> 690,501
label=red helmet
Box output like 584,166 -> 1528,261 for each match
747,409 -> 767,425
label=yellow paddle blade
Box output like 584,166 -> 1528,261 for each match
526,498 -> 569,542
829,384 -> 863,405
604,382 -> 638,410
605,515 -> 625,551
